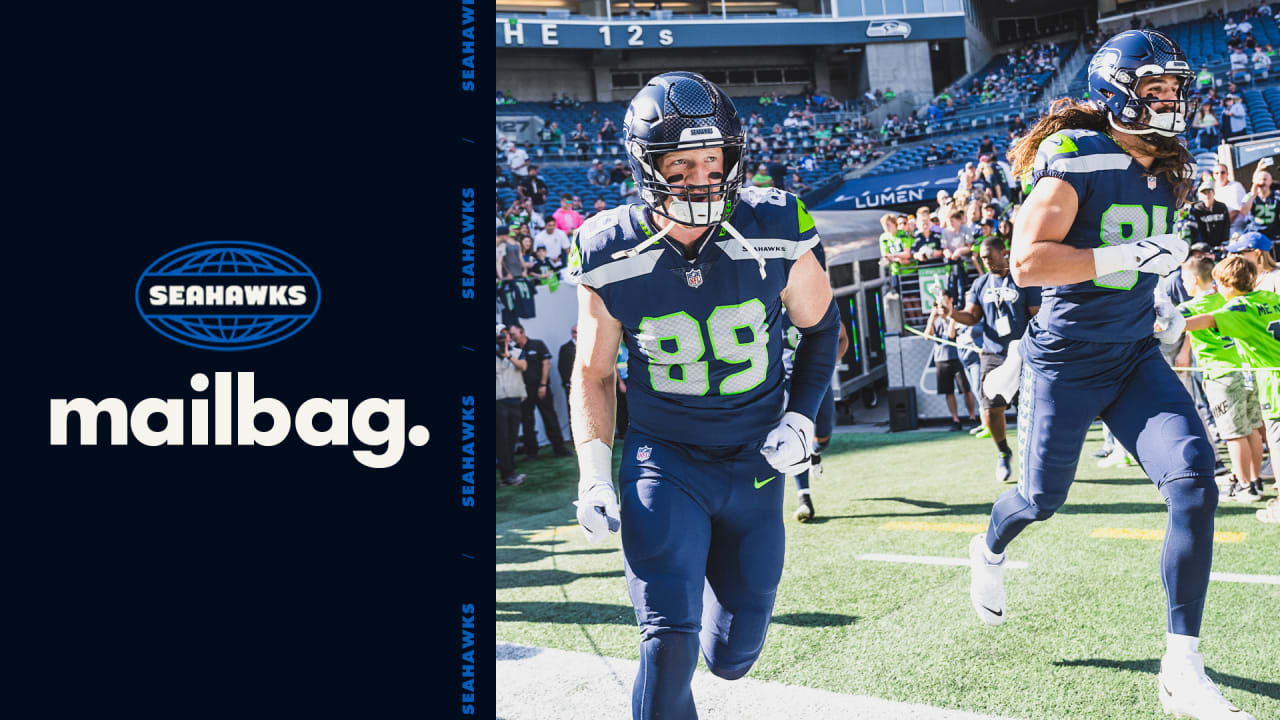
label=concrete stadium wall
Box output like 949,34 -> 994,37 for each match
498,49 -> 599,102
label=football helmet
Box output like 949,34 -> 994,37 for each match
1088,30 -> 1195,137
623,71 -> 746,227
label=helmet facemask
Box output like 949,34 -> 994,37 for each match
1101,65 -> 1196,138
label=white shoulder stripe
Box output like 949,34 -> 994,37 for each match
1047,153 -> 1131,174
576,248 -> 663,288
715,235 -> 820,261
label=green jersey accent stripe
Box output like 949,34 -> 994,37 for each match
797,198 -> 815,234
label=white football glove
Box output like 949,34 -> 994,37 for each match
983,337 -> 1024,402
1093,233 -> 1189,278
1153,300 -> 1187,344
761,411 -> 815,475
573,439 -> 620,544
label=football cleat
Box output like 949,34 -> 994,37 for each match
969,534 -> 1007,626
793,493 -> 815,523
1091,447 -> 1113,459
969,424 -> 989,437
1157,654 -> 1254,719
1226,481 -> 1262,503
1098,451 -> 1134,468
996,452 -> 1013,483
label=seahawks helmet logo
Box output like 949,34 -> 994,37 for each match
1088,48 -> 1121,78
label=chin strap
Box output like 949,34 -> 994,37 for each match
719,218 -> 768,280
610,217 -> 675,260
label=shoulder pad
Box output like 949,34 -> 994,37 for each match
1033,129 -> 1129,175
567,206 -> 663,289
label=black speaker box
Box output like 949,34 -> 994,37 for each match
888,386 -> 917,432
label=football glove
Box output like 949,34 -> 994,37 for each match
1153,300 -> 1187,344
761,411 -> 815,475
1093,233 -> 1188,278
573,439 -> 620,544
983,337 -> 1024,402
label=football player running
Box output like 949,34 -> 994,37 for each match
568,72 -> 839,720
968,31 -> 1254,719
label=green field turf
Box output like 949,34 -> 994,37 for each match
496,426 -> 1280,720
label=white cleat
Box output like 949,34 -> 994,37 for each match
1158,655 -> 1253,719
968,534 -> 1006,626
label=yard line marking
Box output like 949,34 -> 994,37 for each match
497,643 -> 1025,720
880,520 -> 987,533
857,553 -> 1029,569
1090,528 -> 1246,543
526,523 -> 580,542
1209,572 -> 1280,585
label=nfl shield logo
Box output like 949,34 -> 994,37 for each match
637,445 -> 652,462
1147,176 -> 1157,190
685,268 -> 703,288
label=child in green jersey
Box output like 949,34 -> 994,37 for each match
1184,255 -> 1280,502
1178,257 -> 1266,502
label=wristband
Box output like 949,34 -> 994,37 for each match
1093,244 -> 1137,278
577,438 -> 613,494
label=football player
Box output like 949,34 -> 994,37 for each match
567,72 -> 839,720
968,31 -> 1255,719
780,278 -> 849,523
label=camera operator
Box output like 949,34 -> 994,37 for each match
496,327 -> 527,486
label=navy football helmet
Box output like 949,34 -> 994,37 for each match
623,71 -> 745,227
1088,30 -> 1195,137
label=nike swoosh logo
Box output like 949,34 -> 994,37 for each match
754,476 -> 776,489
981,605 -> 1003,617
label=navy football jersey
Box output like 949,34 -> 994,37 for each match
1029,128 -> 1186,343
966,272 -> 1041,355
569,186 -> 820,446
1248,191 -> 1280,241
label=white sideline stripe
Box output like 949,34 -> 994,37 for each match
497,643 -> 1023,720
857,553 -> 1029,569
1209,571 -> 1280,585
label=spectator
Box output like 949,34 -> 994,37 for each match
495,326 -> 528,487
941,142 -> 957,161
1227,231 -> 1280,292
1253,46 -> 1272,79
586,158 -> 610,187
750,163 -> 772,188
519,165 -> 549,215
558,325 -> 577,443
923,143 -> 942,167
1230,47 -> 1249,82
496,226 -> 525,283
534,220 -> 571,268
496,165 -> 512,189
529,246 -> 557,280
1196,65 -> 1214,94
569,122 -> 591,145
538,121 -> 563,146
1239,168 -> 1280,243
879,212 -> 916,288
552,193 -> 584,237
620,175 -> 640,203
508,323 -> 572,460
1191,105 -> 1220,150
786,172 -> 810,195
550,92 -> 563,109
599,117 -> 618,141
926,289 -> 979,431
912,207 -> 943,263
1214,164 -> 1249,224
586,196 -> 608,219
941,208 -> 977,293
506,143 -> 530,180
1186,186 -> 1231,251
518,234 -> 537,275
504,197 -> 531,231
609,158 -> 629,185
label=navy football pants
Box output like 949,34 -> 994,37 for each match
795,386 -> 835,492
619,431 -> 785,720
987,330 -> 1218,636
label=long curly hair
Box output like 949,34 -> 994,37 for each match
1007,98 -> 1193,202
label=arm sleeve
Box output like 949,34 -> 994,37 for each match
786,299 -> 841,422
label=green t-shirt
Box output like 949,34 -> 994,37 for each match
1197,69 -> 1213,88
880,230 -> 917,275
1178,292 -> 1240,380
750,173 -> 772,187
1212,290 -> 1280,418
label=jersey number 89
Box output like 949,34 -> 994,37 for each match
638,300 -> 769,396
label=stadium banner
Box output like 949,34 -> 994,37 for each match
495,15 -> 964,49
496,114 -> 545,144
810,165 -> 963,212
917,265 -> 949,313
